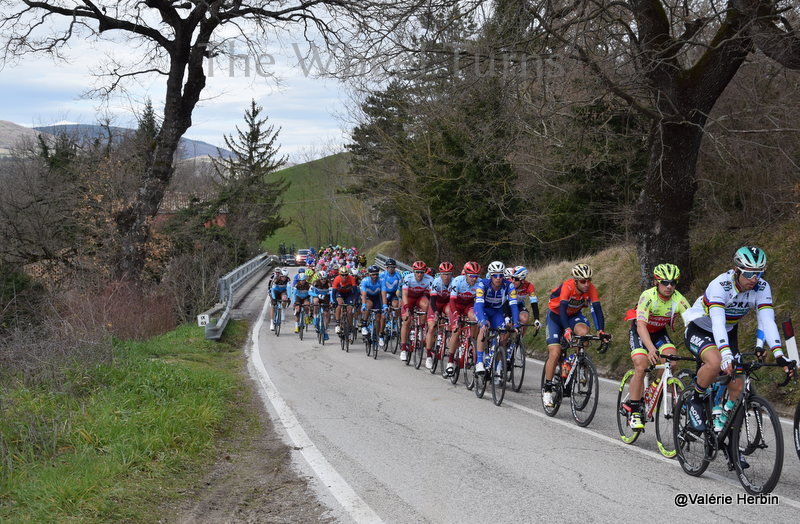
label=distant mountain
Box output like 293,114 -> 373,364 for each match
31,123 -> 233,160
0,120 -> 47,156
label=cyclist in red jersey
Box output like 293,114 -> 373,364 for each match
444,261 -> 482,375
399,261 -> 434,361
542,263 -> 608,408
424,262 -> 454,369
332,266 -> 357,334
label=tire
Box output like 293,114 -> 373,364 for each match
365,328 -> 372,356
274,307 -> 282,337
794,402 -> 800,462
372,321 -> 379,360
615,370 -> 641,445
464,338 -> 476,390
319,314 -> 326,346
511,341 -> 526,393
540,357 -> 562,417
570,357 -> 599,427
491,348 -> 507,406
413,334 -> 424,370
475,359 -> 487,399
654,377 -> 684,458
450,339 -> 463,385
391,319 -> 400,354
731,394 -> 784,494
673,390 -> 710,477
430,328 -> 443,375
298,313 -> 305,341
675,368 -> 695,389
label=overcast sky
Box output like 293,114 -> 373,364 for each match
0,30 -> 355,162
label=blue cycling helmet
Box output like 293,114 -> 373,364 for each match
368,265 -> 380,274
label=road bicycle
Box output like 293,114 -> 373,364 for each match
272,298 -> 288,337
794,401 -> 800,462
616,353 -> 696,457
383,306 -> 401,354
364,308 -> 382,359
540,333 -> 610,427
350,295 -> 361,345
474,327 -> 515,406
409,309 -> 427,369
673,353 -> 790,494
296,302 -> 310,340
429,314 -> 449,375
337,302 -> 352,353
504,324 -> 539,392
449,315 -> 477,389
315,302 -> 331,345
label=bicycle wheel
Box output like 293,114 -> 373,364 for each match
731,394 -> 784,494
475,356 -> 487,399
371,320 -> 379,360
464,338 -> 476,390
274,306 -> 282,337
391,321 -> 400,354
675,368 -> 695,389
430,328 -> 443,375
511,341 -> 526,392
450,343 -> 463,385
615,370 -> 641,445
673,390 -> 710,476
319,313 -> 326,346
540,358 -> 562,417
654,377 -> 684,458
570,357 -> 599,427
298,312 -> 305,341
365,326 -> 372,356
794,402 -> 800,462
413,335 -> 424,369
491,348 -> 507,406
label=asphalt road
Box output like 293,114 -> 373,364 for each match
248,275 -> 800,523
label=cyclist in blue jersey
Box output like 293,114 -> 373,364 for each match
292,267 -> 306,287
445,261 -> 482,375
270,268 -> 291,331
360,265 -> 384,344
310,270 -> 332,341
292,273 -> 312,333
474,260 -> 519,374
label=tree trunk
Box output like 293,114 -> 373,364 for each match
635,118 -> 704,288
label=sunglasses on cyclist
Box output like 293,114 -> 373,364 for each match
512,277 -> 522,282
490,273 -> 504,279
741,270 -> 763,279
658,279 -> 678,286
467,274 -> 480,279
413,270 -> 425,274
577,279 -> 591,284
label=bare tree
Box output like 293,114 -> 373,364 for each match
0,0 -> 427,280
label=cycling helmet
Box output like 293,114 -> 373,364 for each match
463,261 -> 481,275
487,260 -> 505,274
733,246 -> 767,271
401,270 -> 411,279
513,265 -> 528,279
425,267 -> 433,276
368,265 -> 379,274
386,258 -> 397,267
280,269 -> 289,276
339,266 -> 349,275
438,261 -> 454,273
412,260 -> 427,271
653,263 -> 680,281
571,263 -> 593,279
298,268 -> 305,273
298,273 -> 307,281
317,270 -> 327,279
504,267 -> 514,278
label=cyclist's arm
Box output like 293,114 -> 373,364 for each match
474,288 -> 487,324
636,320 -> 658,354
508,288 -> 520,326
558,300 -> 571,328
591,301 -> 605,331
756,305 -> 785,358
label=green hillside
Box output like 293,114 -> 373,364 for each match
261,153 -> 366,253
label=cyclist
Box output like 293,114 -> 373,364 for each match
682,246 -> 795,433
543,263 -> 608,407
332,266 -> 357,335
507,265 -> 541,336
400,261 -> 434,362
292,267 -> 306,287
310,270 -> 332,341
360,265 -> 384,344
424,261 -> 454,369
445,261 -> 482,376
292,273 -> 312,333
622,263 -> 690,429
474,261 -> 519,374
380,259 -> 402,344
269,268 -> 291,331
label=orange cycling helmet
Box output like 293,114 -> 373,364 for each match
463,261 -> 481,275
412,260 -> 427,271
438,261 -> 454,273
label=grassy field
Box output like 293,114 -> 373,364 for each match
0,321 -> 252,522
262,152 -> 365,253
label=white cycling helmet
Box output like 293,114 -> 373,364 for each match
298,273 -> 307,281
317,270 -> 327,279
571,263 -> 592,279
487,260 -> 505,274
504,267 -> 514,278
513,265 -> 528,279
280,268 -> 289,276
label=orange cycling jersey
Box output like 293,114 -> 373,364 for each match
548,279 -> 599,316
332,275 -> 357,293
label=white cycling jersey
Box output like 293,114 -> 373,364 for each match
682,270 -> 783,358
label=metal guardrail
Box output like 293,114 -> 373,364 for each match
199,252 -> 278,340
374,253 -> 412,272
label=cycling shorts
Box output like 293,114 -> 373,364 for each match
545,310 -> 589,345
685,322 -> 739,361
314,293 -> 331,303
294,295 -> 311,306
628,324 -> 676,357
449,302 -> 474,328
402,295 -> 429,317
271,287 -> 288,301
333,290 -> 355,305
385,290 -> 399,303
482,308 -> 508,330
428,297 -> 450,322
503,301 -> 528,318
364,293 -> 382,309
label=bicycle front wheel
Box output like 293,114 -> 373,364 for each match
464,338 -> 476,390
673,390 -> 710,477
491,349 -> 507,406
654,377 -> 684,458
540,357 -> 562,417
475,359 -> 487,399
794,402 -> 800,462
413,333 -> 424,370
274,307 -> 282,337
298,314 -> 305,341
731,394 -> 784,494
511,341 -> 526,392
570,357 -> 599,427
615,370 -> 640,445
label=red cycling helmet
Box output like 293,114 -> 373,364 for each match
412,260 -> 427,271
425,267 -> 433,276
463,261 -> 481,275
438,261 -> 454,273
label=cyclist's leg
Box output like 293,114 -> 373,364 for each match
629,322 -> 649,402
425,305 -> 437,356
518,309 -> 529,337
544,310 -> 564,382
685,322 -> 722,429
724,327 -> 743,400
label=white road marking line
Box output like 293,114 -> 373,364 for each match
250,297 -> 383,523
